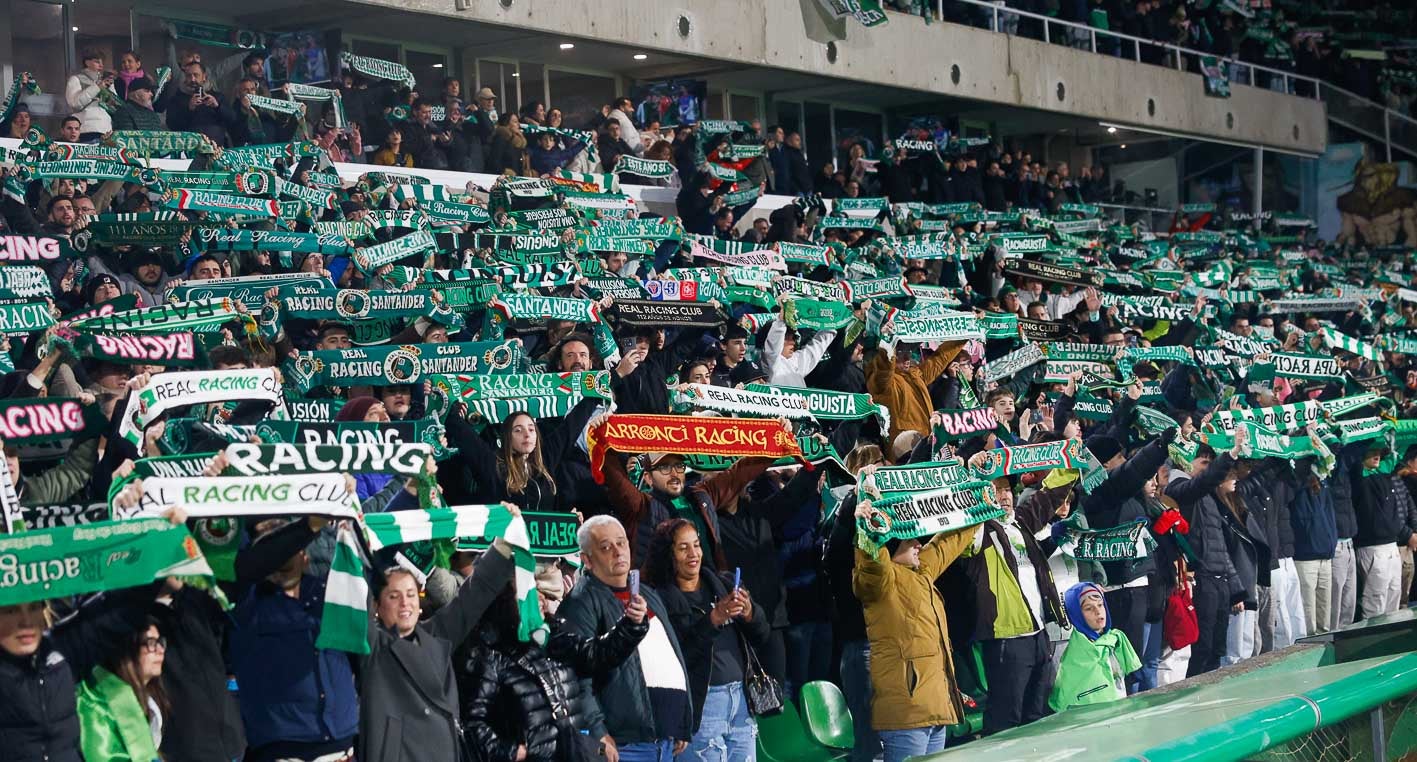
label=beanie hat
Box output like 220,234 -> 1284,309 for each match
1088,435 -> 1123,465
336,396 -> 380,422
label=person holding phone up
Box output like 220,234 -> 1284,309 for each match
65,48 -> 116,142
556,515 -> 692,762
646,520 -> 771,762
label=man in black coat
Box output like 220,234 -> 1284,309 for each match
557,515 -> 693,761
783,132 -> 812,197
1165,441 -> 1244,677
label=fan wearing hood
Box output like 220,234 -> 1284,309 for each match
1048,582 -> 1141,713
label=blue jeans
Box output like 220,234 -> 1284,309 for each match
840,640 -> 879,762
1137,621 -> 1163,692
784,621 -> 833,698
621,740 -> 675,762
879,725 -> 947,762
678,682 -> 756,762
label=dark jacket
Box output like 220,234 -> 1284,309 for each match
1353,467 -> 1409,548
718,466 -> 821,630
1223,500 -> 1270,608
359,545 -> 513,762
768,146 -> 791,195
1330,442 -> 1365,540
444,398 -> 596,513
0,585 -> 158,762
110,100 -> 165,132
1237,459 -> 1293,570
783,144 -> 812,197
1166,453 -> 1242,601
1290,479 -> 1338,562
165,86 -> 235,146
466,612 -> 647,762
956,483 -> 1070,641
154,584 -> 247,762
602,453 -> 772,571
555,573 -> 694,745
824,490 -> 868,643
657,570 -> 771,731
1081,438 -> 1168,585
230,519 -> 359,754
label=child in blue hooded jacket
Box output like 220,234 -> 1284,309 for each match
1048,581 -> 1142,713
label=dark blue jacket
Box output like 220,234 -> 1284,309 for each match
1290,483 -> 1338,561
231,520 -> 359,752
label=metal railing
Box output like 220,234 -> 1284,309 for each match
1319,81 -> 1417,161
927,0 -> 1321,100
903,0 -> 1417,159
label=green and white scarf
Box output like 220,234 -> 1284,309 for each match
676,384 -> 815,420
317,521 -> 372,655
353,230 -> 437,274
119,473 -> 359,520
744,383 -> 890,429
1060,519 -> 1156,562
118,368 -> 287,446
969,439 -> 1089,481
261,287 -> 453,336
858,460 -> 971,498
168,272 -> 328,311
857,484 -> 1001,550
68,298 -> 250,336
0,519 -> 212,606
362,505 -> 542,641
246,94 -> 306,117
1321,326 -> 1383,363
339,51 -> 417,89
614,155 -> 676,179
286,340 -> 521,391
0,301 -> 55,335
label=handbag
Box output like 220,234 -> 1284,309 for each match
737,628 -> 784,717
1163,558 -> 1200,651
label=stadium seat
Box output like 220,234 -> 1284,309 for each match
800,680 -> 855,750
757,698 -> 849,762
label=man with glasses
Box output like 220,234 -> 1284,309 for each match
598,419 -> 788,569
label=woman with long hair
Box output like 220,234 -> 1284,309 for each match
446,402 -> 598,512
75,618 -> 169,761
645,519 -> 770,762
372,127 -> 414,167
461,580 -> 649,762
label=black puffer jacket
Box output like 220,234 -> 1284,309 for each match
463,616 -> 648,762
1330,442 -> 1366,540
1082,438 -> 1169,585
1238,458 -> 1296,569
0,585 -> 157,762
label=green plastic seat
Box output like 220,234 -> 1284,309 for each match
757,699 -> 823,762
799,680 -> 855,750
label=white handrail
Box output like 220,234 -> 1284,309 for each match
927,0 -> 1321,99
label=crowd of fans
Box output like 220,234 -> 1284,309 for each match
0,39 -> 1415,762
876,0 -> 1417,111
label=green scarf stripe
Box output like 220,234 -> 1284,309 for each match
0,519 -> 213,606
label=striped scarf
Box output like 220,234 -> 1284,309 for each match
362,506 -> 543,640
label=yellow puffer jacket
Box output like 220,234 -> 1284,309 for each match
852,524 -> 979,731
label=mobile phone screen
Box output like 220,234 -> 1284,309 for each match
628,569 -> 640,597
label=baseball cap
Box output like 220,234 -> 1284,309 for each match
475,87 -> 497,100
127,77 -> 155,94
638,452 -> 683,469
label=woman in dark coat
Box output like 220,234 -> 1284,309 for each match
645,519 -> 771,760
462,578 -> 650,761
359,527 -> 516,762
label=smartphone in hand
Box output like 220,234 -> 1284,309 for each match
628,570 -> 640,597
732,567 -> 741,591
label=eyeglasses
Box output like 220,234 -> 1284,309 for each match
140,635 -> 168,653
652,463 -> 687,475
